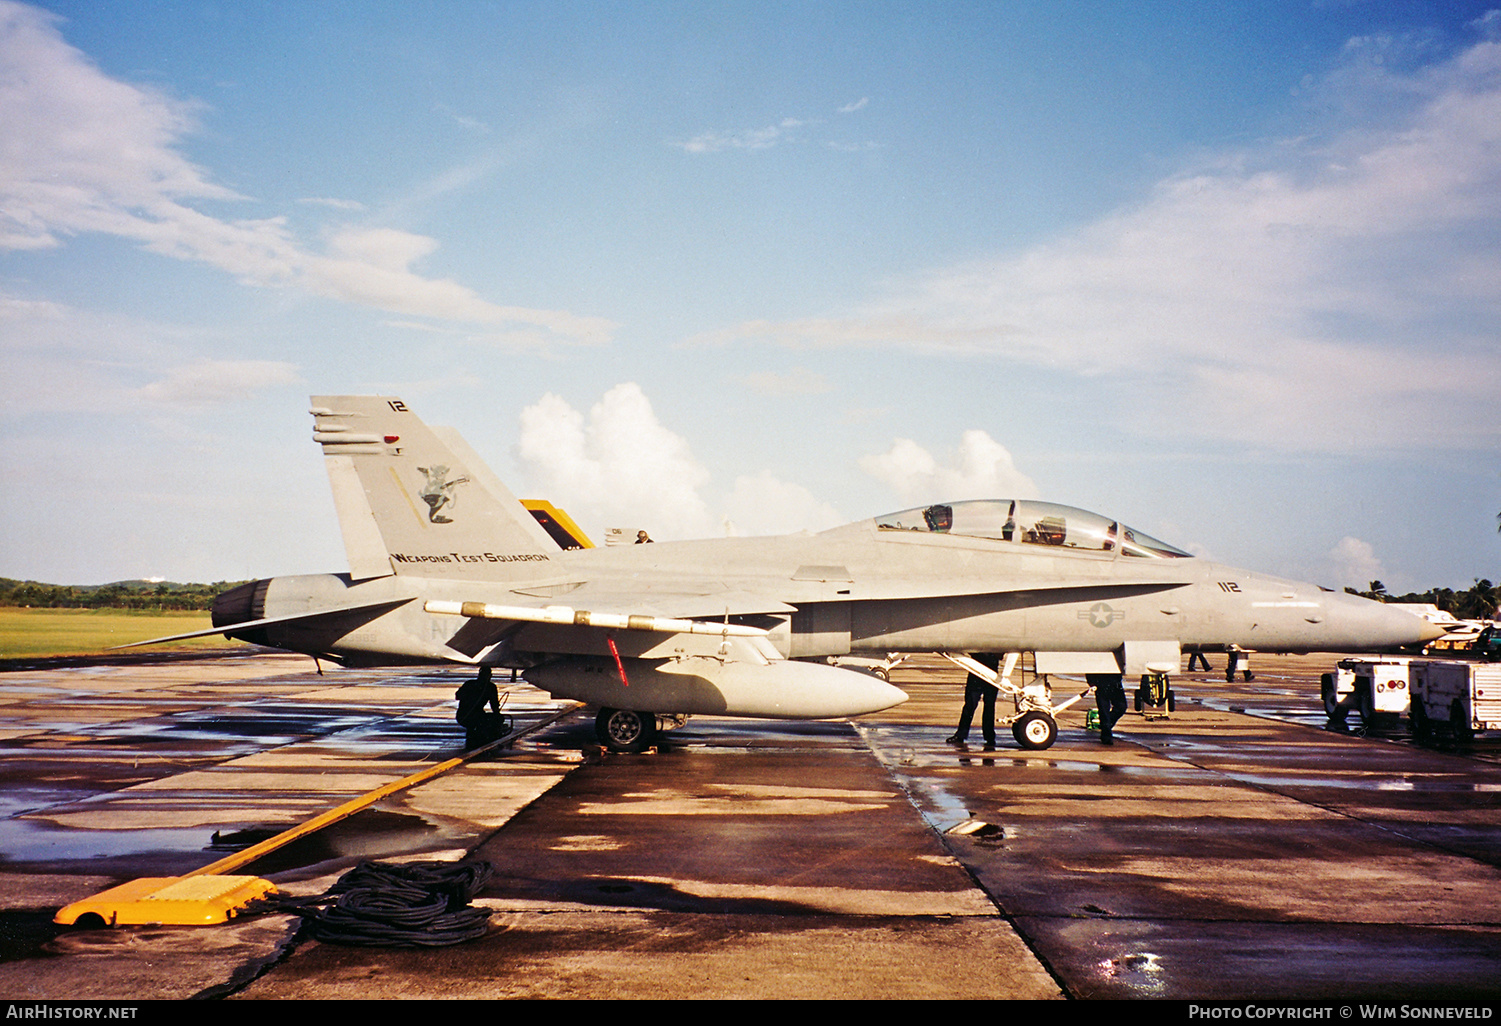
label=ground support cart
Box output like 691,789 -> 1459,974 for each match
1409,660 -> 1501,742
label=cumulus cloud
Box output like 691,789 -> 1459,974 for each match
516,384 -> 718,540
0,2 -> 612,346
860,431 -> 1038,505
692,31 -> 1501,453
723,471 -> 844,536
514,383 -> 847,540
1328,535 -> 1385,591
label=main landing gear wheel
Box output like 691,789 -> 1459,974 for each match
596,707 -> 656,753
1012,711 -> 1058,751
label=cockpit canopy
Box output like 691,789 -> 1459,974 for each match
874,499 -> 1191,559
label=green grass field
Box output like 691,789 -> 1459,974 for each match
0,607 -> 244,658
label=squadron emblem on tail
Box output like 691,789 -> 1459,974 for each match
417,465 -> 470,523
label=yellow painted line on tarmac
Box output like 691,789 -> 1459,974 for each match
189,702 -> 585,877
55,702 -> 585,925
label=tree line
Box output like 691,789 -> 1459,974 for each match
1346,578 -> 1500,622
0,578 -> 246,612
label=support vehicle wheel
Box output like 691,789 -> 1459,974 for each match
596,707 -> 656,753
1358,685 -> 1377,726
1321,674 -> 1341,720
1451,700 -> 1475,743
1012,711 -> 1058,751
1166,689 -> 1176,713
1409,699 -> 1431,742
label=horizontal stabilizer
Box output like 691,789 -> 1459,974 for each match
110,598 -> 412,650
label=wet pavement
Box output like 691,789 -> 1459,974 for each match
0,651 -> 1498,999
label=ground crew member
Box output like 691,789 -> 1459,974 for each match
455,666 -> 505,750
947,653 -> 1001,747
1089,672 -> 1127,745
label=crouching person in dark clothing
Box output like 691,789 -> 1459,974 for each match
456,666 -> 507,750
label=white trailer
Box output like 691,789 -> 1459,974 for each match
1409,660 -> 1501,742
1320,657 -> 1412,726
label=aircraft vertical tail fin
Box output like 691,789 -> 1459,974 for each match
310,396 -> 560,581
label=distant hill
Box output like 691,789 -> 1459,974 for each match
0,577 -> 248,611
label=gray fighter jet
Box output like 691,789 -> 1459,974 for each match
137,396 -> 1441,751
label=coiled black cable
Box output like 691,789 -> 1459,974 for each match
274,860 -> 496,947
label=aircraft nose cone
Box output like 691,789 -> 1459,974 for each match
1416,617 -> 1447,645
1375,602 -> 1446,649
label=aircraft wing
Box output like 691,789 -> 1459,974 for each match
546,573 -> 1197,617
423,575 -> 1193,642
110,597 -> 413,649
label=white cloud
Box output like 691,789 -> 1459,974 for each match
838,97 -> 869,114
694,33 -> 1501,453
433,102 -> 490,134
136,360 -> 302,406
1328,535 -> 1385,591
723,471 -> 844,536
514,383 -> 848,540
297,196 -> 366,211
860,431 -> 1038,505
0,3 -> 612,346
516,384 -> 717,539
0,294 -> 304,416
676,117 -> 818,154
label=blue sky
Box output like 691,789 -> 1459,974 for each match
2,0 -> 1498,592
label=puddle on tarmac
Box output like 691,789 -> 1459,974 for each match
0,818 -> 230,863
1214,772 -> 1501,793
0,787 -> 95,819
0,807 -> 441,875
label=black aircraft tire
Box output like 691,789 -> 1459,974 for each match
596,707 -> 656,753
1012,711 -> 1057,751
1166,689 -> 1176,713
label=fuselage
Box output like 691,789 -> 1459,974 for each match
217,513 -> 1439,667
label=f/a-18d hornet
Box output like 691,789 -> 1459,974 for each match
135,396 -> 1441,751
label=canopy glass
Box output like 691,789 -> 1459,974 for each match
874,500 -> 1191,559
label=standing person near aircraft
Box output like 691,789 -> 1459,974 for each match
1090,673 -> 1128,745
948,653 -> 1001,747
